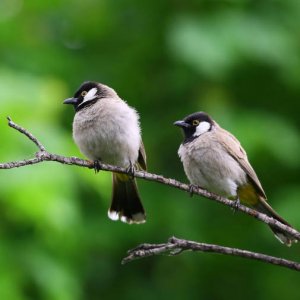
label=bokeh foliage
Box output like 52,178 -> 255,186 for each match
1,0 -> 300,299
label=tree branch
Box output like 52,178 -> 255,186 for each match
2,118 -> 300,271
2,118 -> 300,242
7,117 -> 46,152
122,237 -> 300,272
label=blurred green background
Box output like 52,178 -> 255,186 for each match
1,0 -> 300,299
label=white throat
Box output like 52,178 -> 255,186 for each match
80,88 -> 98,106
193,121 -> 211,137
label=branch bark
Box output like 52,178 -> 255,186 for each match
2,117 -> 300,271
122,237 -> 300,272
3,118 -> 300,241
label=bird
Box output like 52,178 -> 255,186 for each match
174,111 -> 297,246
63,81 -> 147,224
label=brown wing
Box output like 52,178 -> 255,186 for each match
215,126 -> 267,199
137,140 -> 147,171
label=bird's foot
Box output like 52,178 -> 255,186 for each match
93,160 -> 102,173
126,162 -> 135,179
188,184 -> 198,197
231,198 -> 241,214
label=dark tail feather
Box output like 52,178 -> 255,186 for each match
108,173 -> 146,224
255,199 -> 297,246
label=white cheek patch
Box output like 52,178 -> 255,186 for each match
81,87 -> 98,105
194,121 -> 211,137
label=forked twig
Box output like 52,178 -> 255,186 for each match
122,237 -> 300,272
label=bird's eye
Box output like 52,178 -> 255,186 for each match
192,120 -> 200,126
81,91 -> 88,97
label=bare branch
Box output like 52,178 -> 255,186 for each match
7,117 -> 46,152
2,117 -> 300,271
122,237 -> 300,272
1,117 -> 300,243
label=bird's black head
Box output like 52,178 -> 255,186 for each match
63,81 -> 111,112
174,112 -> 214,143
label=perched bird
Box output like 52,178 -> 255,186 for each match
174,111 -> 297,246
63,81 -> 147,224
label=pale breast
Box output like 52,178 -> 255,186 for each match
178,133 -> 247,198
73,98 -> 141,167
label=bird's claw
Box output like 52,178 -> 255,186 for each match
231,198 -> 241,214
126,162 -> 135,179
188,184 -> 198,197
93,160 -> 102,173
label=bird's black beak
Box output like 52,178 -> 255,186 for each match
63,97 -> 78,105
174,120 -> 191,128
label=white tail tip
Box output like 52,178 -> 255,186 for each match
108,210 -> 146,224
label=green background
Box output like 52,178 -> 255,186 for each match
1,0 -> 300,299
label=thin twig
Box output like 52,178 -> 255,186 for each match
7,117 -> 46,152
122,237 -> 300,272
1,117 -> 300,243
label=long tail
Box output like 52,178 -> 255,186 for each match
255,199 -> 297,246
108,173 -> 146,224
